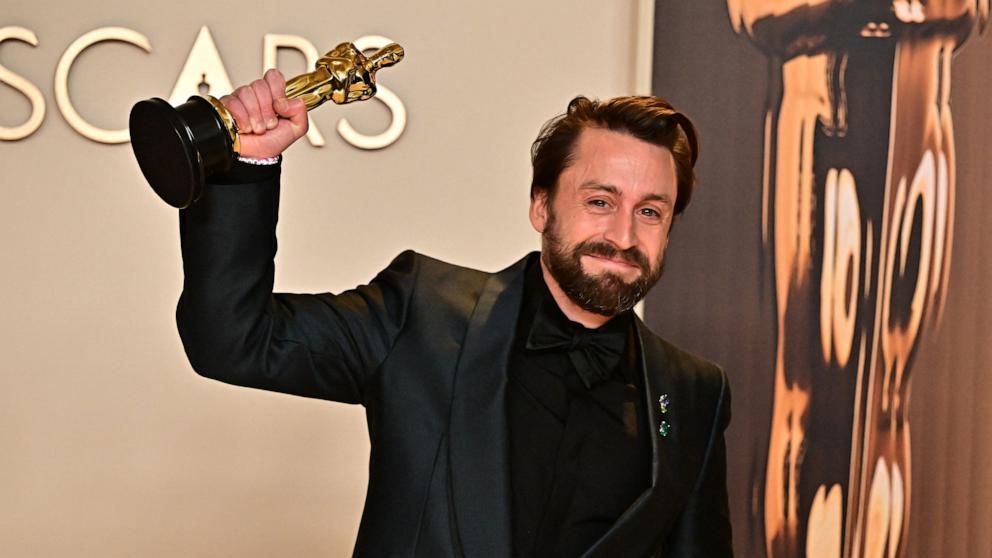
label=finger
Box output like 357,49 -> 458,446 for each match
251,79 -> 277,130
234,85 -> 263,134
220,94 -> 249,134
266,69 -> 293,117
264,68 -> 287,101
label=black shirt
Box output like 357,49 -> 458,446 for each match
508,258 -> 651,557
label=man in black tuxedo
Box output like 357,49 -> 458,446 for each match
176,69 -> 732,557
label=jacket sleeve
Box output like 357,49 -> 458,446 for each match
175,161 -> 416,405
664,367 -> 733,557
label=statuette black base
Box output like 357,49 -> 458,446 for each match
129,96 -> 235,209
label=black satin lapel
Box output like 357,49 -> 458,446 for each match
636,319 -> 681,505
581,319 -> 685,557
447,255 -> 530,557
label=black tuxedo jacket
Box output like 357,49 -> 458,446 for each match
176,165 -> 733,557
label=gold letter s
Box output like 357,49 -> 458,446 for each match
0,26 -> 45,141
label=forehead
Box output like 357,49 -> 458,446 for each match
563,127 -> 677,199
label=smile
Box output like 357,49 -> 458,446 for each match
583,253 -> 640,271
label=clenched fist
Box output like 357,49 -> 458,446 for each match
220,69 -> 309,159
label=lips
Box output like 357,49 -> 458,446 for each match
584,253 -> 639,269
572,239 -> 650,275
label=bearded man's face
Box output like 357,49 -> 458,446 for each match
529,128 -> 677,317
541,210 -> 665,316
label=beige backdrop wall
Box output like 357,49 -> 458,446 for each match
1,0 -> 646,555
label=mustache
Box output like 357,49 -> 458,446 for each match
575,240 -> 650,271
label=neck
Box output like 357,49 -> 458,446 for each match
539,258 -> 613,329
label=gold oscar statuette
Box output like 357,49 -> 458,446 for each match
128,41 -> 405,208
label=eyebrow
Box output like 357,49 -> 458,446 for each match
578,181 -> 673,205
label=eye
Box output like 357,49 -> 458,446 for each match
639,207 -> 663,219
587,198 -> 610,209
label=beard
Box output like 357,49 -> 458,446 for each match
542,212 -> 665,317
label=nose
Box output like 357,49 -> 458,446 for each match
603,211 -> 636,250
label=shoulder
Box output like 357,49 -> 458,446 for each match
380,250 -> 511,322
382,250 -> 491,296
642,325 -> 725,383
387,250 -> 490,283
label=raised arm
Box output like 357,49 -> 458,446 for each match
174,71 -> 415,405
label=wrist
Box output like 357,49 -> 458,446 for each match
237,154 -> 281,166
210,155 -> 282,185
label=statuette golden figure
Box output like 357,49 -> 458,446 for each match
285,42 -> 404,108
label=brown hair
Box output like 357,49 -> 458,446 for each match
530,95 -> 699,214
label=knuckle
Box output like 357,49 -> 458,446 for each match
235,86 -> 254,103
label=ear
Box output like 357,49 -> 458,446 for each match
529,190 -> 549,233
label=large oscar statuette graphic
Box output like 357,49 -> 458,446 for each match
128,41 -> 404,208
726,1 -> 987,557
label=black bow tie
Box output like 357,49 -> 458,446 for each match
524,308 -> 628,389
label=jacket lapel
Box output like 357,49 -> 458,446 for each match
581,318 -> 688,557
447,254 -> 530,557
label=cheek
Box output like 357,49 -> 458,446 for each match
556,212 -> 603,241
638,229 -> 669,260
574,218 -> 606,238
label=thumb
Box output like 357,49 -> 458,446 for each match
274,97 -> 307,118
286,98 -> 308,133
